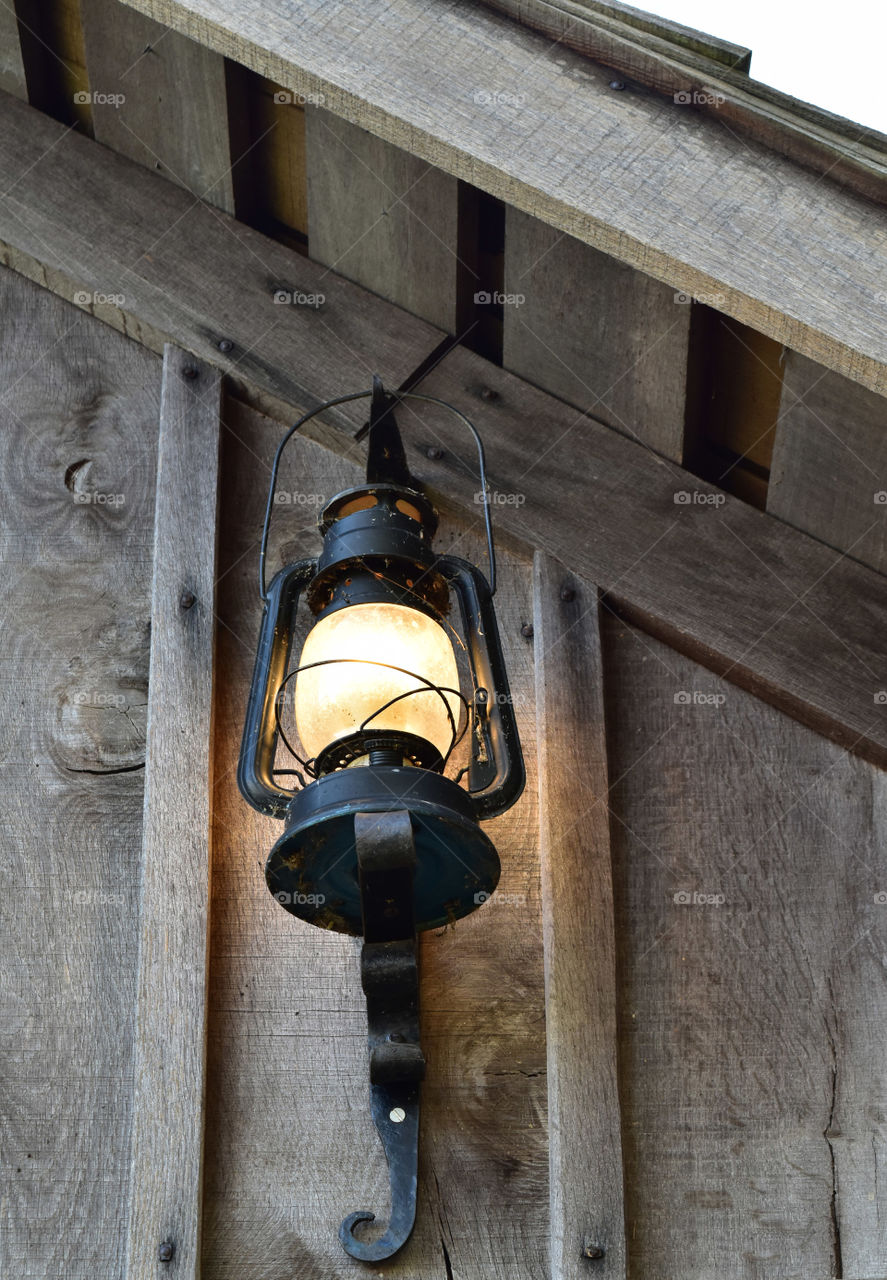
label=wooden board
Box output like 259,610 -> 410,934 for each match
480,0 -> 887,204
306,107 -> 459,332
0,267 -> 161,1277
0,90 -> 441,436
600,613 -> 887,1279
533,554 -> 626,1279
0,4 -> 27,99
107,0 -> 887,395
504,207 -> 690,460
767,350 -> 887,574
125,346 -> 221,1279
202,397 -> 547,1277
79,0 -> 235,212
568,0 -> 752,72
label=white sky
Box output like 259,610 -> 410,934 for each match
634,0 -> 887,134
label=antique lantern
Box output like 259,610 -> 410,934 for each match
238,377 -> 524,1260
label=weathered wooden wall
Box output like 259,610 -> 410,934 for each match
2,0 -> 887,1275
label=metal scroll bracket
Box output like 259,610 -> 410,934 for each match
339,810 -> 426,1262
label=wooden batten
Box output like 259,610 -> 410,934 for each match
125,346 -> 221,1280
533,554 -> 627,1279
0,5 -> 27,99
768,351 -> 887,573
79,0 -> 236,212
503,207 -> 691,461
305,107 -> 460,332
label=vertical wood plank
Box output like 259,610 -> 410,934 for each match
125,345 -> 221,1279
504,207 -> 691,460
767,349 -> 887,572
305,107 -> 459,331
0,4 -> 27,99
80,0 -> 235,212
0,266 -> 160,1280
533,553 -> 627,1279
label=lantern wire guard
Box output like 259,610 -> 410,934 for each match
238,376 -> 524,1261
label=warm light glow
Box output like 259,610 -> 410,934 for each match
294,602 -> 461,761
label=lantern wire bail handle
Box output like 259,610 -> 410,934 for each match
258,378 -> 497,600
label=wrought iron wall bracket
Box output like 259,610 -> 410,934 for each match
339,810 -> 425,1262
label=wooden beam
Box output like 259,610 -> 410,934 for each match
480,0 -> 887,204
0,91 -> 441,435
305,107 -> 460,332
125,346 -> 221,1279
533,554 -> 626,1279
503,208 -> 690,460
107,0 -> 887,395
80,0 -> 235,212
768,351 -> 887,574
567,0 -> 752,72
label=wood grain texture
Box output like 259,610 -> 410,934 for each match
202,397 -> 547,1277
104,0 -> 887,394
306,107 -> 460,332
479,0 -> 887,205
0,267 -> 160,1278
0,3 -> 27,99
600,614 -> 887,1279
3,89 -> 887,773
767,350 -> 887,574
566,0 -> 752,72
404,343 -> 887,769
504,207 -> 690,460
0,90 -> 442,436
125,345 -> 221,1280
533,554 -> 626,1279
80,0 -> 235,212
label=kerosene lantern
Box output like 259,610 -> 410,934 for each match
238,377 -> 524,1260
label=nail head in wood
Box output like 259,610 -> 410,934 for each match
179,589 -> 196,611
217,338 -> 234,354
426,445 -> 443,460
583,1239 -> 606,1260
479,386 -> 499,402
158,1240 -> 174,1262
560,584 -> 576,603
521,622 -> 534,639
181,364 -> 199,381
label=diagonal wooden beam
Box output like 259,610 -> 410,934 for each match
125,345 -> 221,1279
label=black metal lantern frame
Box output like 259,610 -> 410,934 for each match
238,376 -> 524,1261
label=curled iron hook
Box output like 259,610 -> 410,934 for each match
339,1083 -> 420,1261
